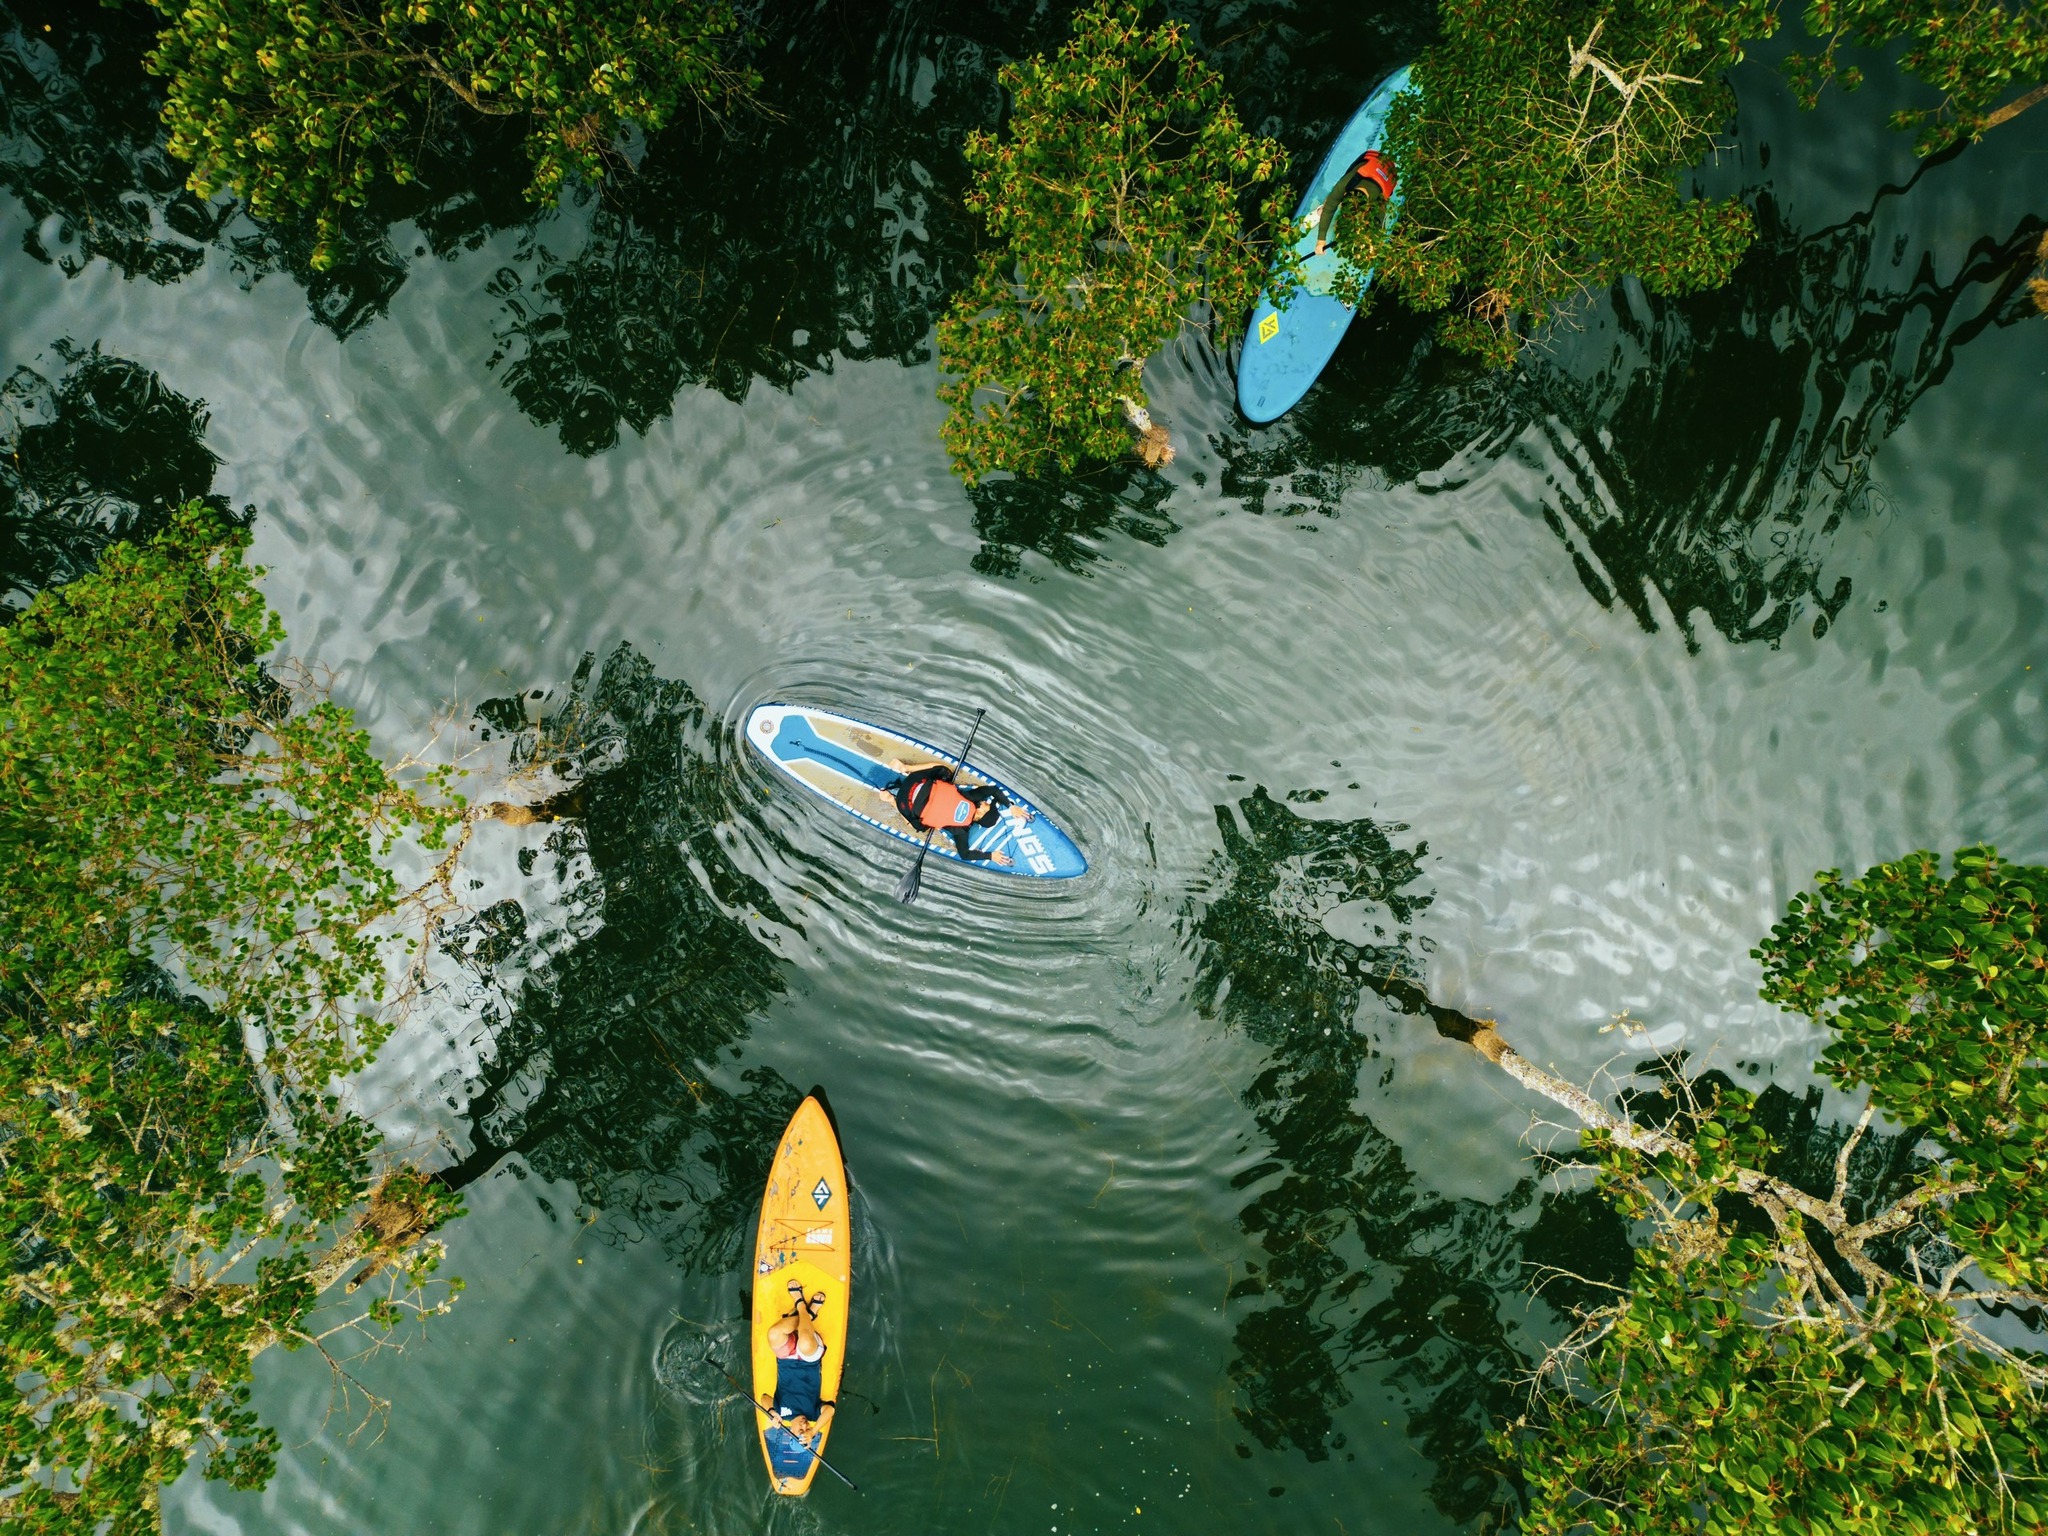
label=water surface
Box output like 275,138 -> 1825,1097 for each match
3,4 -> 2047,1533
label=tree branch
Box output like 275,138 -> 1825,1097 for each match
1437,1012 -> 1936,1256
1832,1100 -> 1876,1219
1983,80 -> 2048,134
1843,1176 -> 1981,1245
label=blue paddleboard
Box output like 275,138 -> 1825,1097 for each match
1237,64 -> 1418,424
745,704 -> 1087,879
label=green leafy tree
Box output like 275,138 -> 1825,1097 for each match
0,505 -> 474,1530
142,0 -> 757,266
936,1 -> 1298,483
1331,0 -> 1766,366
1335,0 -> 2048,364
1787,0 -> 2048,153
1431,848 -> 2048,1532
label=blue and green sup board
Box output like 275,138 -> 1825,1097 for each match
745,704 -> 1087,879
1237,64 -> 1417,424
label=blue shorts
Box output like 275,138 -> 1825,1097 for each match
772,1350 -> 825,1420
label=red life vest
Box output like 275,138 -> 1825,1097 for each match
1355,150 -> 1396,199
909,775 -> 977,830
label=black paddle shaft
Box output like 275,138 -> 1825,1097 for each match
705,1355 -> 861,1493
894,707 -> 987,904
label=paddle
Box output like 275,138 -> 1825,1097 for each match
894,707 -> 986,905
703,1354 -> 861,1492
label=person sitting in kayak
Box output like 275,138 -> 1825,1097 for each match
1313,149 -> 1397,256
760,1282 -> 835,1466
883,757 -> 1030,866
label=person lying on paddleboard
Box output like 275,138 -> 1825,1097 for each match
883,756 -> 1032,866
1313,149 -> 1396,256
760,1282 -> 835,1463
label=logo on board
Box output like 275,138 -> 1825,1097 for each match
1014,830 -> 1056,876
812,1178 -> 832,1210
1258,312 -> 1280,345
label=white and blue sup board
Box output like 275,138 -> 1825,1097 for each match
1237,64 -> 1418,424
745,704 -> 1087,879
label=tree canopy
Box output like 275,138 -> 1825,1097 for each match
1786,0 -> 2048,154
142,0 -> 756,266
936,1 -> 1297,483
1472,848 -> 2048,1534
0,504 -> 466,1530
1334,0 -> 2048,363
1331,0 -> 1767,367
939,0 -> 2048,476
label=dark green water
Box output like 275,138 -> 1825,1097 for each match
4,3 -> 2047,1532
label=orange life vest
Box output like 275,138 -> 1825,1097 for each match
909,774 -> 977,830
1355,150 -> 1396,199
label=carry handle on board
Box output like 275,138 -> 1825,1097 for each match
895,707 -> 986,904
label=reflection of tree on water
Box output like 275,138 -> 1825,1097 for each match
435,645 -> 803,1272
0,2 -> 532,338
24,0 -> 2040,620
1181,786 -> 1630,1527
0,341 -> 232,613
481,0 -> 1062,454
1183,786 -> 1967,1523
218,114 -> 535,341
1218,196 -> 2047,649
0,0 -> 1040,450
964,465 -> 1179,578
0,1 -> 225,282
0,0 -> 1378,580
481,0 -> 1429,464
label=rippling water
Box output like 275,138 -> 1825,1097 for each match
5,2 -> 2048,1532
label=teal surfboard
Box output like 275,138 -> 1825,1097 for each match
1237,65 -> 1418,424
745,704 -> 1087,879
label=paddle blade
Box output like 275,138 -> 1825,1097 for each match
895,851 -> 926,904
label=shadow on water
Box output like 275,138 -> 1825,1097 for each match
9,0 -> 2036,609
1192,0 -> 1435,154
213,115 -> 536,340
0,0 -> 533,336
1180,785 -> 2032,1523
2,0 -> 1421,532
963,466 -> 1179,579
1181,785 -> 1631,1529
1218,192 -> 2047,649
0,0 -> 1034,429
0,340 -> 233,613
480,0 -> 1056,455
0,0 -> 226,282
435,644 -> 807,1275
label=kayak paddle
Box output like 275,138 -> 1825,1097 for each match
704,1354 -> 861,1492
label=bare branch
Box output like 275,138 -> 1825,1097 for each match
1833,1101 -> 1877,1217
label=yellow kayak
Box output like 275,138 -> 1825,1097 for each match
749,1092 -> 851,1496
